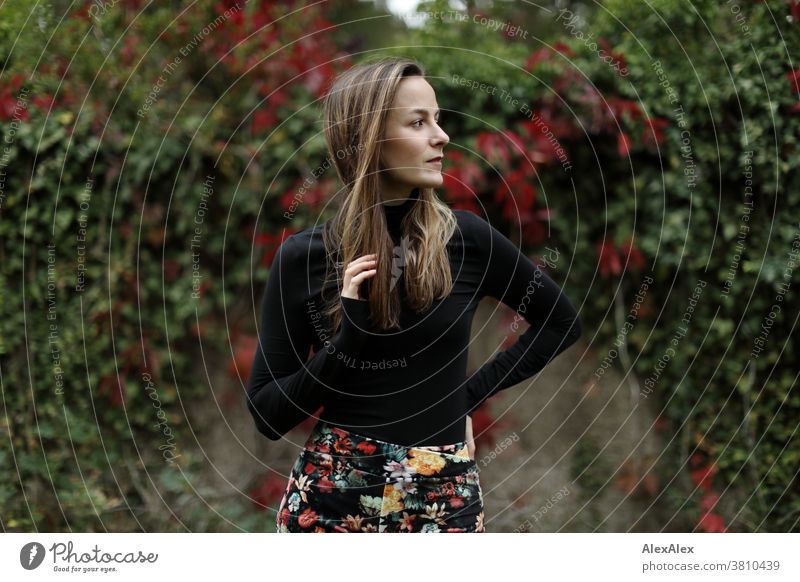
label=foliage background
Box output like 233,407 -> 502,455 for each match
1,0 -> 797,532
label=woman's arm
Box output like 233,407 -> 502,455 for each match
245,236 -> 371,440
465,415 -> 476,459
464,214 -> 582,417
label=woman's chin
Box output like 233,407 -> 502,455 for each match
415,172 -> 444,189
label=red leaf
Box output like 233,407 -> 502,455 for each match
476,131 -> 513,166
642,117 -> 669,146
617,131 -> 632,157
98,374 -> 126,408
597,239 -> 622,278
690,463 -> 718,491
787,68 -> 800,95
619,238 -> 645,271
256,229 -> 297,268
525,48 -> 552,71
553,41 -> 576,57
443,151 -> 485,214
698,511 -> 727,533
700,491 -> 720,513
228,335 -> 258,382
249,473 -> 287,510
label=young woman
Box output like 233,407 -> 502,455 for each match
246,57 -> 582,533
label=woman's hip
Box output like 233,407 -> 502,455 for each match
276,419 -> 485,533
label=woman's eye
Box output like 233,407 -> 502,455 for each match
412,118 -> 442,127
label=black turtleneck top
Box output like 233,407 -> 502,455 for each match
246,189 -> 582,446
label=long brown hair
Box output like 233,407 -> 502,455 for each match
320,56 -> 456,333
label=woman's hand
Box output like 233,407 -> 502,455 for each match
341,253 -> 377,300
465,415 -> 476,460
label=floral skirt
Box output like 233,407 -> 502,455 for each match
276,420 -> 485,533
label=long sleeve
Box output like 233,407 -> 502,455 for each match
245,235 -> 371,440
464,215 -> 582,417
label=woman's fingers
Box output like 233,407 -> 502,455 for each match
342,253 -> 378,300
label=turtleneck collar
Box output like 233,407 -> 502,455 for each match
381,188 -> 420,227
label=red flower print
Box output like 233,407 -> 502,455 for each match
333,438 -> 352,454
356,441 -> 377,455
298,507 -> 319,528
317,477 -> 335,493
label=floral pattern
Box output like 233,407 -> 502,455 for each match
276,421 -> 486,533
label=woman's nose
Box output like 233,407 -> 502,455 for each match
433,126 -> 449,146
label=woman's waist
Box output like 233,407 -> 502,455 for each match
302,419 -> 474,480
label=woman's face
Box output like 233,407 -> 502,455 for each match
378,76 -> 449,201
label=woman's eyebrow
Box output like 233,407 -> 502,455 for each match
406,108 -> 440,117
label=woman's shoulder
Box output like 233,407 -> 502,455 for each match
451,208 -> 486,228
450,208 -> 493,247
278,223 -> 326,252
269,224 -> 328,276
